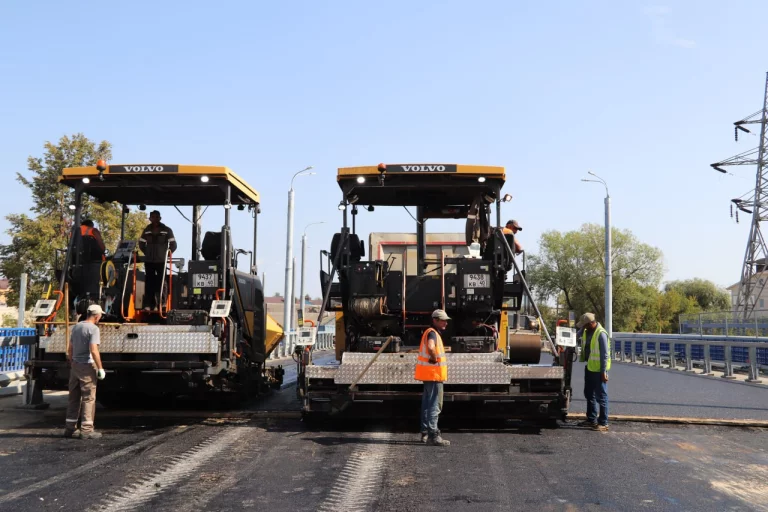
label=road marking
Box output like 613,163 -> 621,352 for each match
317,431 -> 392,512
88,427 -> 246,512
0,426 -> 188,505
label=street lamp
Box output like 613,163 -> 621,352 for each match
581,171 -> 612,338
300,221 -> 326,326
283,166 -> 315,335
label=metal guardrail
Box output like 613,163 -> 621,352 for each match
0,328 -> 36,374
269,331 -> 334,359
679,310 -> 768,337
612,333 -> 766,383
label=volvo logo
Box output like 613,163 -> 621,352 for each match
388,164 -> 457,173
402,165 -> 446,172
124,166 -> 165,172
109,165 -> 180,174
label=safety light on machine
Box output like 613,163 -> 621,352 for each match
337,201 -> 347,211
502,193 -> 513,202
477,176 -> 486,183
82,177 -> 90,184
200,175 -> 210,183
356,176 -> 366,184
96,159 -> 107,181
348,194 -> 359,205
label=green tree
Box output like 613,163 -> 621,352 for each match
0,134 -> 146,306
663,278 -> 730,312
527,223 -> 665,332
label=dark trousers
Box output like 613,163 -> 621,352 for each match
144,262 -> 164,310
420,381 -> 444,437
584,368 -> 608,426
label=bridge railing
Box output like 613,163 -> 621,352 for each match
679,310 -> 768,337
1,328 -> 37,388
612,333 -> 766,382
269,332 -> 335,359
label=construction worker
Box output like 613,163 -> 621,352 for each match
576,312 -> 610,431
415,309 -> 450,446
79,219 -> 105,261
502,219 -> 524,255
64,304 -> 106,439
139,210 -> 177,311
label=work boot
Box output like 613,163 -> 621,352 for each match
420,432 -> 428,443
63,428 -> 81,439
577,420 -> 597,428
80,431 -> 103,440
592,424 -> 609,432
427,435 -> 450,447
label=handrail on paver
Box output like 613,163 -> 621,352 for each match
269,331 -> 335,360
612,332 -> 766,383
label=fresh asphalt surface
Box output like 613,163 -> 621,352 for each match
0,353 -> 766,511
571,360 -> 768,421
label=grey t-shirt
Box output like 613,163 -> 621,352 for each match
70,321 -> 100,364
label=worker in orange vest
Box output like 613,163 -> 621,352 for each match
502,219 -> 524,255
415,309 -> 450,446
80,220 -> 106,261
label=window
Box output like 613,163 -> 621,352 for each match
760,299 -> 765,309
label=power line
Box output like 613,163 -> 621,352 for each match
711,71 -> 768,317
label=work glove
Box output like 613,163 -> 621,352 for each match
97,369 -> 106,380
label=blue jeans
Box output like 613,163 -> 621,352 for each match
584,368 -> 608,426
420,381 -> 444,437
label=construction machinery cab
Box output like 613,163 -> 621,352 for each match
319,164 -> 529,356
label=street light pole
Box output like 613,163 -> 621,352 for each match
581,172 -> 612,338
283,166 -> 314,335
301,221 -> 326,326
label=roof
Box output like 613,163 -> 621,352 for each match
727,271 -> 768,290
336,164 -> 506,209
59,164 -> 260,206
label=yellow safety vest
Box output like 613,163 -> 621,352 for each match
580,324 -> 611,372
414,327 -> 447,382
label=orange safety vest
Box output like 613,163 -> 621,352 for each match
414,327 -> 447,382
80,225 -> 105,261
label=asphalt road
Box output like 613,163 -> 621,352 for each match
0,402 -> 766,512
570,360 -> 768,421
1,355 -> 767,511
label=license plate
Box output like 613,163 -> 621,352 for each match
464,273 -> 490,288
193,273 -> 218,288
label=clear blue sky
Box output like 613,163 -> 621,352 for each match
1,1 -> 767,297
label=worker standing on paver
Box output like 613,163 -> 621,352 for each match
139,210 -> 177,311
415,309 -> 450,446
64,304 -> 106,439
576,312 -> 610,431
502,219 -> 524,255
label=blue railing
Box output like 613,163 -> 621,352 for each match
614,338 -> 768,366
0,328 -> 36,373
612,333 -> 768,381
